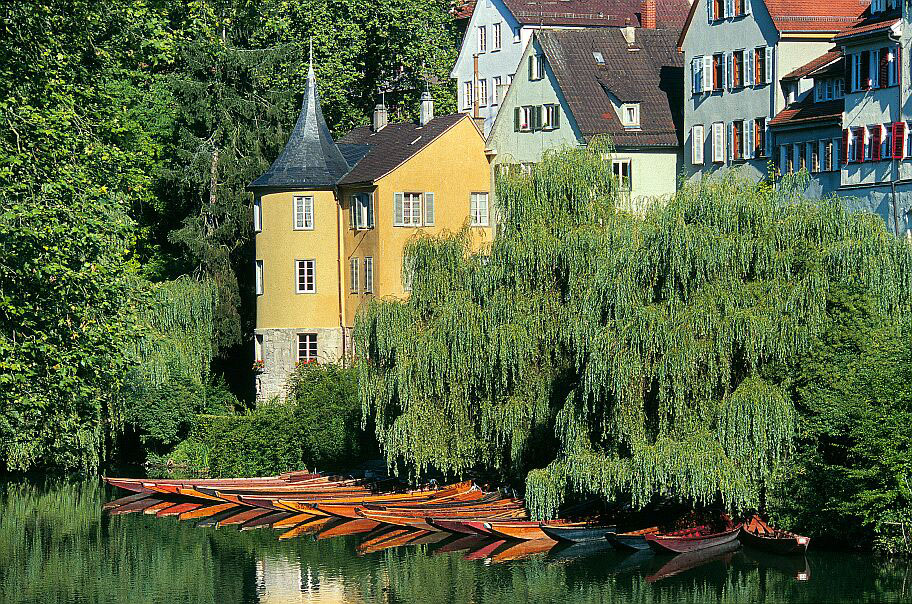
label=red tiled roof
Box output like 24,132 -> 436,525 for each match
451,0 -> 476,20
501,0 -> 690,28
833,8 -> 900,41
782,48 -> 842,81
769,98 -> 844,127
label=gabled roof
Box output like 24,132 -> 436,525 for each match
678,0 -> 867,50
833,6 -> 900,42
249,64 -> 351,191
769,97 -> 843,127
501,0 -> 690,28
336,113 -> 472,185
536,28 -> 683,147
782,48 -> 842,81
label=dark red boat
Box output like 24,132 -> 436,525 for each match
739,516 -> 810,554
645,524 -> 741,554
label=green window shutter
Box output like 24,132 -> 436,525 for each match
514,107 -> 521,131
394,192 -> 404,226
528,55 -> 534,80
535,106 -> 543,131
423,192 -> 435,225
552,106 -> 560,129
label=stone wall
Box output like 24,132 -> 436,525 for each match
255,326 -> 345,402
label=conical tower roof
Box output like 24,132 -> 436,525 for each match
249,63 -> 350,190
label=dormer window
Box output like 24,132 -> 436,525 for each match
815,77 -> 845,102
621,103 -> 640,129
593,51 -> 604,65
871,0 -> 885,13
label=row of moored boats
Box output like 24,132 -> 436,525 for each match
104,474 -> 809,555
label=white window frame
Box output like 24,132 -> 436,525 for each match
463,81 -> 473,110
621,104 -> 640,128
255,260 -> 264,295
513,27 -> 521,44
295,259 -> 316,294
293,195 -> 314,230
712,122 -> 725,163
612,159 -> 632,194
253,198 -> 262,232
520,105 -> 534,131
297,333 -> 317,363
394,192 -> 424,227
477,25 -> 487,53
254,333 -> 264,363
692,125 -> 705,164
530,54 -> 544,80
470,192 -> 490,226
350,258 -> 359,294
350,192 -> 374,230
543,104 -> 560,130
493,23 -> 502,50
492,76 -> 502,105
478,78 -> 488,107
364,257 -> 374,293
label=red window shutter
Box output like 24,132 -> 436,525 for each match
841,129 -> 850,164
893,122 -> 906,159
872,126 -> 882,160
855,128 -> 866,162
879,48 -> 889,88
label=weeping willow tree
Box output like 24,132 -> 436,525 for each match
355,137 -> 912,518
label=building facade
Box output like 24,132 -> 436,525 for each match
486,26 -> 684,209
451,0 -> 690,135
249,70 -> 492,401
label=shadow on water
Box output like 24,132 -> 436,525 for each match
2,476 -> 911,603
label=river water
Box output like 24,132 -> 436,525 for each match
1,477 -> 910,603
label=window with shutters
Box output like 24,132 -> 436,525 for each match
471,193 -> 489,226
712,54 -> 724,91
463,81 -> 473,110
478,26 -> 487,53
732,120 -> 744,160
295,259 -> 316,293
870,49 -> 881,88
692,56 -> 704,94
692,125 -> 705,165
529,54 -> 544,80
732,50 -> 744,87
493,23 -> 502,50
872,125 -> 883,161
811,142 -> 820,172
754,47 -> 766,85
824,139 -> 834,171
864,126 -> 874,161
860,50 -> 871,90
734,0 -> 746,16
297,333 -> 317,363
892,122 -> 907,159
752,118 -> 766,157
516,105 -> 534,131
712,0 -> 724,20
478,79 -> 488,107
294,196 -> 314,230
712,122 -> 725,163
882,46 -> 898,87
612,160 -> 632,200
350,258 -> 359,293
402,193 -> 422,226
253,199 -> 262,232
492,76 -> 502,104
364,257 -> 374,293
852,127 -> 866,162
542,104 -> 560,130
255,260 -> 264,295
350,192 -> 374,230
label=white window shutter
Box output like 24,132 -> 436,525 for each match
765,47 -> 773,84
423,192 -> 435,225
746,49 -> 754,87
726,52 -> 733,90
745,122 -> 753,159
728,122 -> 734,161
707,0 -> 714,21
692,57 -> 701,93
692,125 -> 704,164
394,192 -> 404,226
745,0 -> 751,15
703,56 -> 713,91
725,0 -> 733,18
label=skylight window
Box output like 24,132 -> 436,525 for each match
593,51 -> 604,65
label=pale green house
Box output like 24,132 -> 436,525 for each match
486,26 -> 684,210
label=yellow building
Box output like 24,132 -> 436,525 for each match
249,65 -> 492,400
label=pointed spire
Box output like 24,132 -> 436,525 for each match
248,52 -> 351,190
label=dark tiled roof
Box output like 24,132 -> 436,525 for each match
770,98 -> 844,127
451,0 -> 475,20
339,143 -> 371,168
834,7 -> 900,41
782,48 -> 843,81
337,113 -> 470,185
249,65 -> 351,191
536,28 -> 683,147
502,0 -> 689,28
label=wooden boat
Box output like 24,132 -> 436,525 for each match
277,516 -> 335,540
142,501 -> 178,515
217,508 -> 271,527
645,525 -> 741,554
646,540 -> 740,582
272,512 -> 316,529
484,520 -> 554,541
179,503 -> 238,521
739,516 -> 810,555
607,527 -> 660,551
316,519 -> 380,539
489,538 -> 556,563
307,482 -> 479,518
356,529 -> 420,554
359,498 -> 525,519
427,519 -> 496,535
464,539 -> 506,561
540,523 -> 616,543
240,511 -> 292,530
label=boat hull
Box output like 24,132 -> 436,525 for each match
646,527 -> 741,554
739,527 -> 810,554
609,534 -> 653,551
541,524 -> 616,543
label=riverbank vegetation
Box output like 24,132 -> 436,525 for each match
356,140 -> 912,552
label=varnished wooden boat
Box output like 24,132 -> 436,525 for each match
359,498 -> 525,518
278,481 -> 477,518
540,523 -> 616,543
645,525 -> 741,554
217,508 -> 271,527
277,516 -> 335,540
427,519 -> 496,535
607,527 -> 660,551
316,519 -> 380,539
739,515 -> 810,554
142,501 -> 178,515
464,539 -> 506,561
489,538 -> 556,563
240,511 -> 292,530
356,529 -> 416,554
156,502 -> 203,517
179,502 -> 238,521
484,520 -> 554,541
272,512 -> 316,529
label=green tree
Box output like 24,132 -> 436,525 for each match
356,141 -> 912,518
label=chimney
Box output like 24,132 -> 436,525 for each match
372,93 -> 388,132
641,0 -> 656,29
419,90 -> 435,126
622,18 -> 635,45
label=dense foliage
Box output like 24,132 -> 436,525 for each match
1,0 -> 460,471
356,140 -> 912,518
768,289 -> 912,554
163,364 -> 367,476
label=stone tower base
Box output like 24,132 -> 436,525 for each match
255,326 -> 347,402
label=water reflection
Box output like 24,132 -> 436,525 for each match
2,477 -> 911,603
